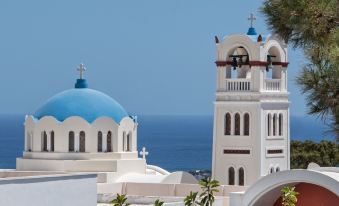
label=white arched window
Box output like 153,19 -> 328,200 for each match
238,167 -> 245,186
243,113 -> 250,136
42,131 -> 47,152
126,132 -> 132,152
27,132 -> 32,151
225,113 -> 231,135
50,131 -> 55,152
79,131 -> 85,152
107,131 -> 112,152
269,167 -> 274,174
279,113 -> 283,136
273,113 -> 277,136
276,166 -> 280,172
228,167 -> 235,185
267,113 -> 272,136
97,131 -> 102,152
69,131 -> 75,152
234,113 -> 240,135
123,131 -> 126,151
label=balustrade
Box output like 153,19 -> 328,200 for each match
225,79 -> 251,91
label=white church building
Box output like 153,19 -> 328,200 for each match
16,64 -> 198,185
17,64 -> 144,182
212,14 -> 290,186
0,13 -> 337,206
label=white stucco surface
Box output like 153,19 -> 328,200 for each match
0,173 -> 97,206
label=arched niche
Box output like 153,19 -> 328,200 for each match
226,46 -> 251,79
240,170 -> 339,206
263,40 -> 286,79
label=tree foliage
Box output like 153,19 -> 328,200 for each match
281,186 -> 299,206
154,199 -> 164,206
199,177 -> 220,206
261,0 -> 339,138
184,178 -> 220,206
291,140 -> 339,169
110,194 -> 130,206
184,191 -> 199,206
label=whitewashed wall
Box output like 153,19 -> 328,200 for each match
0,174 -> 97,206
24,115 -> 136,154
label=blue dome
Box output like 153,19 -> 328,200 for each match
34,85 -> 128,123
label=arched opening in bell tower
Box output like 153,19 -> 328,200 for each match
224,46 -> 252,92
226,46 -> 250,79
265,46 -> 282,79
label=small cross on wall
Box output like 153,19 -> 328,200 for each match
139,146 -> 149,160
77,63 -> 86,79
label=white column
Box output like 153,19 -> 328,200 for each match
275,114 -> 278,136
47,133 -> 51,152
103,133 -> 107,152
270,113 -> 273,137
231,113 -> 234,135
281,67 -> 287,91
217,66 -> 226,91
29,132 -> 33,151
250,67 -> 262,92
75,134 -> 79,152
123,135 -> 126,151
240,113 -> 244,136
221,66 -> 227,91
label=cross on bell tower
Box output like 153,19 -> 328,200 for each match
77,63 -> 86,79
247,13 -> 256,28
246,13 -> 258,35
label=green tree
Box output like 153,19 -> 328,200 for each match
184,191 -> 199,206
199,177 -> 220,206
281,186 -> 299,206
184,178 -> 220,206
290,140 -> 339,169
261,0 -> 339,139
154,199 -> 164,206
111,194 -> 130,206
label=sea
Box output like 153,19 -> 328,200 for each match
0,114 -> 334,172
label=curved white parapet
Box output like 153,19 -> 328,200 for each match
230,169 -> 339,206
146,165 -> 170,175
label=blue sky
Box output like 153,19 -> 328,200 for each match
0,0 -> 308,116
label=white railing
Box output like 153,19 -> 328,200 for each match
265,79 -> 281,91
225,79 -> 251,92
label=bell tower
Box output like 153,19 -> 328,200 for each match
211,14 -> 290,186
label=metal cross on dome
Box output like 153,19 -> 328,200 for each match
139,147 -> 149,160
248,13 -> 256,28
77,63 -> 86,79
